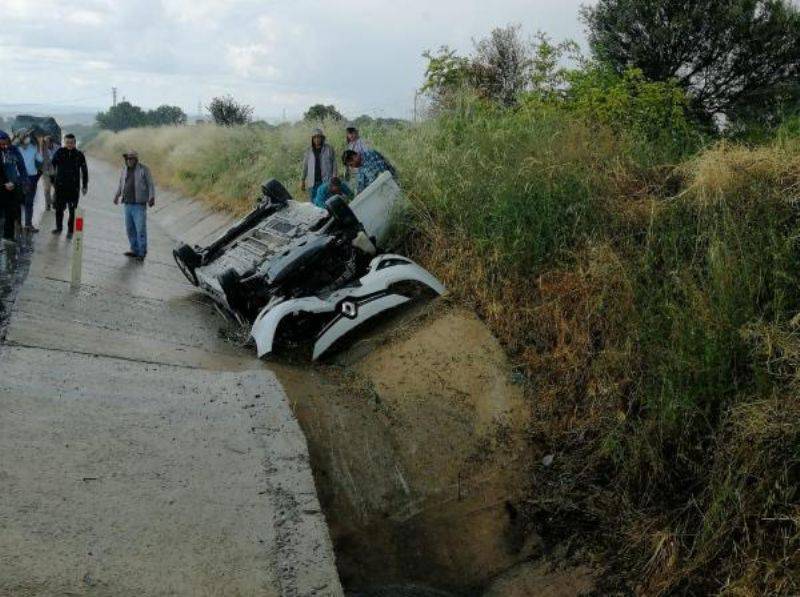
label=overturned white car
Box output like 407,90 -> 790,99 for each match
173,172 -> 445,360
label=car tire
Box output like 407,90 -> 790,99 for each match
219,268 -> 250,320
261,179 -> 292,204
173,243 -> 200,286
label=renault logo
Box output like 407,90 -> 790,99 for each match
341,301 -> 357,318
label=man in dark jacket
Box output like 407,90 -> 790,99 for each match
51,133 -> 88,238
0,130 -> 27,244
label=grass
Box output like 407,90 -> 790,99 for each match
88,109 -> 800,594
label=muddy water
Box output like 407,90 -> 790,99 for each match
272,305 -> 537,596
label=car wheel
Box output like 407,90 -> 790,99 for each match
173,244 -> 200,286
219,268 -> 251,321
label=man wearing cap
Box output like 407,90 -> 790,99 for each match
300,128 -> 337,201
51,133 -> 88,238
113,150 -> 155,262
0,130 -> 27,244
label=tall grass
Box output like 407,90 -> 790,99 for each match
88,110 -> 800,594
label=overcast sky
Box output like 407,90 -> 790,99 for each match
1,0 -> 591,120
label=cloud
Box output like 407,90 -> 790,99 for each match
0,0 -> 591,119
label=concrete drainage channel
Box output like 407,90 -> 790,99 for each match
152,181 -> 547,595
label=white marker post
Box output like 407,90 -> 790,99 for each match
71,208 -> 84,289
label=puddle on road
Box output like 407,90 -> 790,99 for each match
0,233 -> 34,341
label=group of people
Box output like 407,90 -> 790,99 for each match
1,128 -> 154,262
2,123 -> 394,263
0,130 -> 88,243
301,125 -> 396,209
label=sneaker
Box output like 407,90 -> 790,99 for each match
124,251 -> 137,257
66,232 -> 73,240
136,255 -> 145,263
51,228 -> 62,235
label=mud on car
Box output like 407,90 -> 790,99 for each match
173,172 -> 445,360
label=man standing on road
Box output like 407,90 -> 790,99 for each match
0,131 -> 27,244
342,148 -> 397,194
300,128 -> 336,201
113,150 -> 155,262
51,134 -> 88,239
17,134 -> 43,232
40,135 -> 60,212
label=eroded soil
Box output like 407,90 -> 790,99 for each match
273,303 -> 556,595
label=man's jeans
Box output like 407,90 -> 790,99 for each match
124,203 -> 148,257
24,174 -> 39,227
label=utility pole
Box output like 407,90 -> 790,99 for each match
112,87 -> 118,107
413,89 -> 419,123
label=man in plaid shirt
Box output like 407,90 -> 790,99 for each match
342,148 -> 396,194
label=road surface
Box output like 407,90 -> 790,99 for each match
0,160 -> 342,596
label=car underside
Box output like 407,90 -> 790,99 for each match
173,172 -> 445,360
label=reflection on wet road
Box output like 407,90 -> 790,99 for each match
0,182 -> 45,340
0,228 -> 34,340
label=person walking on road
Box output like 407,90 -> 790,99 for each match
301,128 -> 336,201
113,150 -> 155,262
51,134 -> 88,239
17,133 -> 43,232
40,135 -> 60,212
342,148 -> 397,194
0,130 -> 27,244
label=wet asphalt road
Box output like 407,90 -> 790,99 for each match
0,197 -> 39,340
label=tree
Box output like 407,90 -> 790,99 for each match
422,26 -> 579,109
303,104 -> 344,122
147,105 -> 187,126
96,101 -> 148,132
472,25 -> 531,106
421,46 -> 474,108
583,0 -> 800,121
208,95 -> 253,126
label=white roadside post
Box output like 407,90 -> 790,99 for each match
71,208 -> 84,289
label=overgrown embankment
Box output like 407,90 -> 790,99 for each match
89,106 -> 800,593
